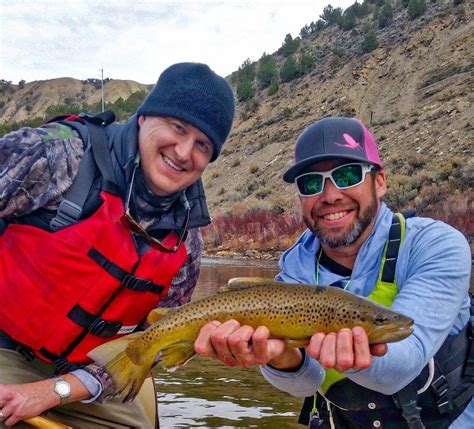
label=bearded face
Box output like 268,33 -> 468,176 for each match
305,176 -> 379,248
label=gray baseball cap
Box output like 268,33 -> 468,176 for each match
283,117 -> 383,183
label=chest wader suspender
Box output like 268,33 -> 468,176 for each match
306,213 -> 410,426
49,111 -> 117,231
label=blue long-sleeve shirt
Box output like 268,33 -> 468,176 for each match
261,203 -> 472,428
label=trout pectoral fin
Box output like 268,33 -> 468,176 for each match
157,340 -> 196,370
147,308 -> 171,325
287,339 -> 310,348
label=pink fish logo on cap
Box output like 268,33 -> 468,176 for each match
335,133 -> 362,150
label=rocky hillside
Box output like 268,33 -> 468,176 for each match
0,1 -> 472,230
0,78 -> 150,124
203,1 -> 473,222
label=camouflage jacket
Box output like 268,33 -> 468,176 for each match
0,123 -> 204,400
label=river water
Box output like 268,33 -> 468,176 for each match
155,257 -> 304,429
154,257 -> 474,428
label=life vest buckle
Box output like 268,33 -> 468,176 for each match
14,342 -> 36,362
122,274 -> 150,291
437,397 -> 451,415
122,274 -> 163,294
309,409 -> 323,427
431,375 -> 449,397
88,318 -> 122,338
50,199 -> 83,231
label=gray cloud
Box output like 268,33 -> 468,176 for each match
1,0 -> 353,84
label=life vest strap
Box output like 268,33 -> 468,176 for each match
0,331 -> 35,362
393,382 -> 425,429
38,347 -> 86,375
380,213 -> 402,283
88,247 -> 165,294
67,304 -> 122,338
450,384 -> 474,414
49,111 -> 118,231
465,295 -> 474,378
82,113 -> 119,195
49,145 -> 95,231
0,331 -> 85,374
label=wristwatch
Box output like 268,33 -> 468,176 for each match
53,377 -> 71,404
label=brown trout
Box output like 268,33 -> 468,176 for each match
88,277 -> 413,401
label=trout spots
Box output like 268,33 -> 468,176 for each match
338,308 -> 352,324
374,315 -> 390,325
351,310 -> 360,321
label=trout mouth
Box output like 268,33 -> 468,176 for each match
368,318 -> 414,344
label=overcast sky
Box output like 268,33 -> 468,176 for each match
1,0 -> 354,85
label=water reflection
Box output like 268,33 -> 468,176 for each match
193,257 -> 281,300
156,258 -> 303,429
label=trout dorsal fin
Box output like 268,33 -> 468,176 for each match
146,308 -> 171,325
218,277 -> 282,292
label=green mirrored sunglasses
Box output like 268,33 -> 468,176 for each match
295,163 -> 374,197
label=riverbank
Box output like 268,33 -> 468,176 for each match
203,248 -> 282,261
203,247 -> 474,293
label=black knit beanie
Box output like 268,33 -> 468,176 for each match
137,62 -> 235,162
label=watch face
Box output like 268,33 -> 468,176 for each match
54,378 -> 71,401
56,381 -> 70,396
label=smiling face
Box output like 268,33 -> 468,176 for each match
300,159 -> 387,250
137,115 -> 213,196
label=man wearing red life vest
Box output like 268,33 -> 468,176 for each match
0,62 -> 235,427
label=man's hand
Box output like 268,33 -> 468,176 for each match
194,320 -> 303,369
0,380 -> 59,426
0,374 -> 90,426
307,326 -> 388,372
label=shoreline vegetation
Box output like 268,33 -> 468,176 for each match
202,194 -> 473,261
202,205 -> 301,261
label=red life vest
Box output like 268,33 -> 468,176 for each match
0,191 -> 187,365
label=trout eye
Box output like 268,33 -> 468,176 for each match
374,315 -> 389,325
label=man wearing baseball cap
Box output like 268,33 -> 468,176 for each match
195,117 -> 473,428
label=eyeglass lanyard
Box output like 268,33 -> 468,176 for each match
315,247 -> 351,290
312,247 -> 352,425
123,153 -> 141,211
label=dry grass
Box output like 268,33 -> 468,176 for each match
202,205 -> 304,252
203,192 -> 473,254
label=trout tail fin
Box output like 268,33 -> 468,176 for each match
88,332 -> 155,402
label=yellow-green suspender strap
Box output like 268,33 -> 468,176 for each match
310,213 -> 406,417
367,212 -> 405,307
